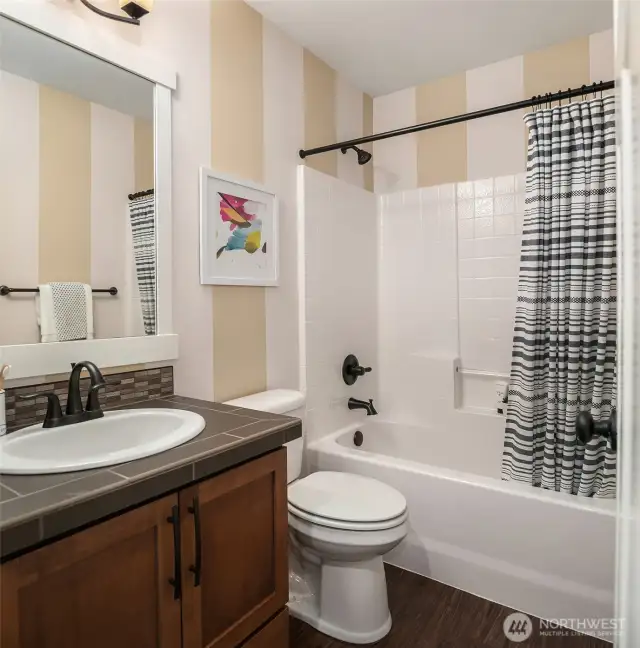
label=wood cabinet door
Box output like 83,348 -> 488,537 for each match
181,449 -> 288,648
0,494 -> 182,648
240,610 -> 288,648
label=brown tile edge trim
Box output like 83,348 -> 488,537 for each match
0,421 -> 302,561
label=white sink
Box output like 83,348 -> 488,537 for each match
0,409 -> 206,475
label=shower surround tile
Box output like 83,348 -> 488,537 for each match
301,167 -> 378,445
456,174 -> 523,377
379,172 -> 524,418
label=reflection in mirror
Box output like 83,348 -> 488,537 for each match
0,16 -> 156,345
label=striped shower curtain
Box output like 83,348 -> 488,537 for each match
501,96 -> 617,498
128,191 -> 156,336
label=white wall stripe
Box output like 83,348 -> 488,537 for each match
263,20 -> 304,391
336,73 -> 364,188
0,71 -> 40,345
466,56 -> 526,180
90,102 -> 133,340
373,87 -> 417,193
140,1 -> 214,398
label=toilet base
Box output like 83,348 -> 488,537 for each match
288,555 -> 393,644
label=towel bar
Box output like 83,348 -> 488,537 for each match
0,286 -> 118,296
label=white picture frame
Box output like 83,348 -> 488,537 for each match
199,168 -> 279,287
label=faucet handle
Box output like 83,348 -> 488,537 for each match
19,393 -> 63,428
86,383 -> 107,412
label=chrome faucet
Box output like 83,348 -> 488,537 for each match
20,361 -> 107,428
348,397 -> 378,416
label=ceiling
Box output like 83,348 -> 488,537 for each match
0,16 -> 154,120
247,0 -> 613,97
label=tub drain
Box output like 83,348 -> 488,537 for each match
353,430 -> 364,447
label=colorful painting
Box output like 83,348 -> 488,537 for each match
200,169 -> 278,286
216,193 -> 267,258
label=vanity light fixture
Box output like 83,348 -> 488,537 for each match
78,0 -> 153,25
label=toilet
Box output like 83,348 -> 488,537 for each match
225,389 -> 408,645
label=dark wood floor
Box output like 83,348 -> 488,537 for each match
290,565 -> 609,648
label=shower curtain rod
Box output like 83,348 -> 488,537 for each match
298,80 -> 615,160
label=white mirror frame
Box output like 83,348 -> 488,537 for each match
0,1 -> 178,380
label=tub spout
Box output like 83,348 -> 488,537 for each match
348,398 -> 378,416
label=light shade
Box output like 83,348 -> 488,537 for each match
119,0 -> 153,19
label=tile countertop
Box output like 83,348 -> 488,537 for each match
0,395 -> 302,560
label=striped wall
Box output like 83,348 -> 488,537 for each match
1,1 -> 370,400
373,29 -> 614,192
13,3 -> 603,405
0,71 -> 153,345
208,0 -> 374,402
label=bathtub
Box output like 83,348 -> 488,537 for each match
307,420 -> 617,635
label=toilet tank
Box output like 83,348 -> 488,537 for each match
224,389 -> 305,484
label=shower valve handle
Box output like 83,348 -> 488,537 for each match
342,354 -> 372,385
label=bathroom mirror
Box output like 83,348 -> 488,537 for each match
0,4 -> 176,380
0,15 -> 156,346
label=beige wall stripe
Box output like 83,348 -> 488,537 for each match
39,85 -> 91,284
523,37 -> 590,152
210,0 -> 267,402
134,117 -> 154,192
523,37 -> 591,99
303,49 -> 337,177
211,285 -> 267,401
416,73 -> 467,188
363,93 -> 374,192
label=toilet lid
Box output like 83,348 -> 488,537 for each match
287,472 -> 407,523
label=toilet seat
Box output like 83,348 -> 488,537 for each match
288,471 -> 407,531
289,502 -> 408,531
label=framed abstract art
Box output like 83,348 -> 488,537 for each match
199,168 -> 279,286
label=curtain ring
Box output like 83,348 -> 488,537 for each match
581,84 -> 587,102
599,81 -> 603,99
567,88 -> 572,104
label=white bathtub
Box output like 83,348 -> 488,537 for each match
307,420 -> 617,634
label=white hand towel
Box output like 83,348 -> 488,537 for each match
36,283 -> 94,343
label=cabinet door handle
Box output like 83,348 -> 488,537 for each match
188,496 -> 202,587
167,505 -> 182,600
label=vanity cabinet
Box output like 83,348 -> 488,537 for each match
0,494 -> 182,648
0,449 -> 288,648
180,449 -> 288,648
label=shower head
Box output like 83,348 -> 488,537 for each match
341,145 -> 372,166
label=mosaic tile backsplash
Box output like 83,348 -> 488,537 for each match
5,366 -> 174,432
